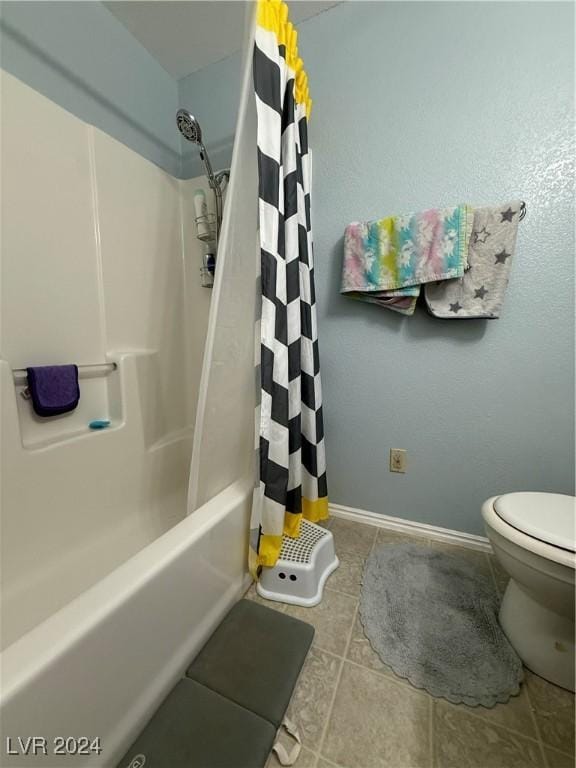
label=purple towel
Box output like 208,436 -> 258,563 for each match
26,365 -> 80,417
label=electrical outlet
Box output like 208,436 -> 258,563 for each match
390,448 -> 407,473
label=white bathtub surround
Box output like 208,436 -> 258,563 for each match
482,494 -> 575,692
0,479 -> 252,767
0,6 -> 259,760
0,3 -> 259,759
0,353 -> 194,648
0,70 -> 214,651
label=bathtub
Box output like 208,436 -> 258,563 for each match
0,477 -> 252,767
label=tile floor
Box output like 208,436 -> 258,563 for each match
246,517 -> 575,768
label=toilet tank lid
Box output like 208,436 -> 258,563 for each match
494,492 -> 576,552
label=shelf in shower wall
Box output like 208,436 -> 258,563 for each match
10,358 -> 123,451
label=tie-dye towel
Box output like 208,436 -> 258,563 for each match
341,205 -> 474,315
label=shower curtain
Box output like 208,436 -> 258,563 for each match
250,0 -> 328,572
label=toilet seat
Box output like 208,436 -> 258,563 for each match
494,492 -> 576,553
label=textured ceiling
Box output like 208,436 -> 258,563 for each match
105,1 -> 340,80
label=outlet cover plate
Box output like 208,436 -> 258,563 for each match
390,448 -> 407,473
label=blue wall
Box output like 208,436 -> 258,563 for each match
0,1 -> 182,176
183,1 -> 575,534
305,1 -> 575,533
178,52 -> 242,178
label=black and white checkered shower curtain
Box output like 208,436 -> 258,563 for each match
250,0 -> 328,572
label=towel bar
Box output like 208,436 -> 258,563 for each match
12,362 -> 117,385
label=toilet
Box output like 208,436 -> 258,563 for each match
482,492 -> 576,692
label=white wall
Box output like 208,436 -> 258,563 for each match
1,69 -> 105,368
0,70 -> 211,648
93,129 -> 190,443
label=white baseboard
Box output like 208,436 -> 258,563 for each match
328,502 -> 492,553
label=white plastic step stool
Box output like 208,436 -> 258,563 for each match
257,520 -> 339,607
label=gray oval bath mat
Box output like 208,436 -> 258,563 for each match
360,543 -> 523,707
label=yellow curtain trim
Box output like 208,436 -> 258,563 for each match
284,512 -> 302,538
252,498 -> 329,573
257,0 -> 311,118
284,497 -> 330,539
303,496 -> 329,523
257,534 -> 283,567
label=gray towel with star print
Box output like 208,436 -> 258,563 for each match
424,201 -> 523,319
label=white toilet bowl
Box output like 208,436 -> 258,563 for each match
482,492 -> 575,692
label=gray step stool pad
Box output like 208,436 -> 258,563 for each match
186,599 -> 314,727
118,678 -> 276,768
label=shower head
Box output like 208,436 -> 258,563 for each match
176,109 -> 202,144
176,107 -> 219,192
176,107 -> 223,237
